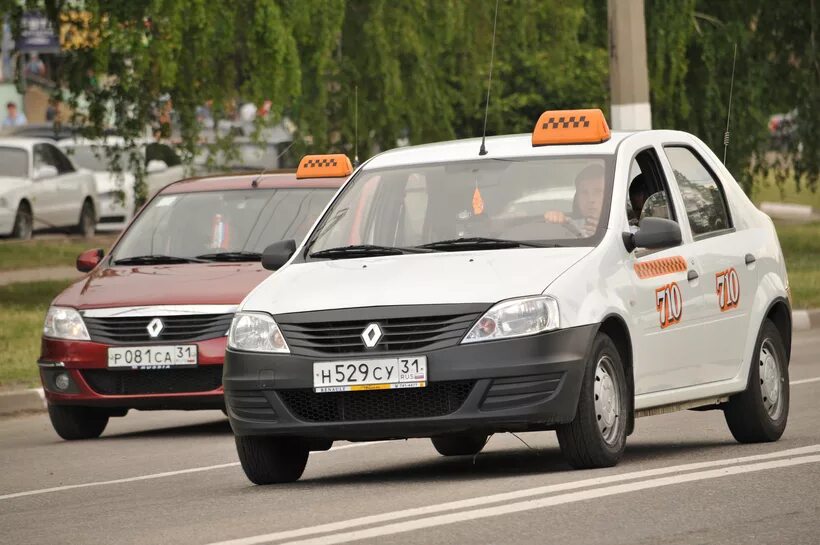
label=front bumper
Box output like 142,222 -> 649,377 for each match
39,336 -> 228,410
224,325 -> 596,441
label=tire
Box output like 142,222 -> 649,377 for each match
724,319 -> 789,443
431,433 -> 489,456
77,200 -> 96,238
556,332 -> 628,469
11,203 -> 33,240
234,435 -> 309,484
47,404 -> 109,440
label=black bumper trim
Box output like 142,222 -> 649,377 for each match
224,324 -> 596,440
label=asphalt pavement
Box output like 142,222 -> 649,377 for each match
2,330 -> 818,545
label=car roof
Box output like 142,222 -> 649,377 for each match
364,131 -> 636,170
159,171 -> 348,194
0,137 -> 57,150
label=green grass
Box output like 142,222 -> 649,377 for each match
775,221 -> 820,309
0,236 -> 116,272
752,173 -> 820,209
0,280 -> 73,389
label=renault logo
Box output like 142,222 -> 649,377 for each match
361,323 -> 382,348
147,318 -> 164,338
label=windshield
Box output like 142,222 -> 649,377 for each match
66,146 -> 130,172
112,188 -> 335,262
305,156 -> 612,256
0,147 -> 28,178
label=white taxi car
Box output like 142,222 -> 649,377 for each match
224,110 -> 792,484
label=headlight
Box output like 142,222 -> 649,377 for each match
462,295 -> 559,344
228,312 -> 289,353
43,307 -> 90,340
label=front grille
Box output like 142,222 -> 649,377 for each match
278,381 -> 475,422
83,314 -> 234,344
277,304 -> 488,356
82,367 -> 223,395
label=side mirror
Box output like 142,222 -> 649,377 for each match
146,159 -> 168,173
77,248 -> 104,272
34,165 -> 58,180
625,217 -> 682,252
262,239 -> 296,271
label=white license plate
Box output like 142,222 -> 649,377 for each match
313,356 -> 427,393
107,345 -> 198,369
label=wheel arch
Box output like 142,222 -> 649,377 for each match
596,313 -> 635,435
763,297 -> 791,363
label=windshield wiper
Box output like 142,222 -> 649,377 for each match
195,251 -> 263,262
418,237 -> 556,251
309,244 -> 432,260
113,254 -> 207,265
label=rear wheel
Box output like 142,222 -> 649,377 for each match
235,435 -> 309,484
11,203 -> 33,239
431,433 -> 489,456
47,404 -> 109,440
77,200 -> 95,238
556,333 -> 628,469
724,319 -> 789,443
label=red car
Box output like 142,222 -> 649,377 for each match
38,155 -> 352,440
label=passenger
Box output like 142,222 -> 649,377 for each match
628,173 -> 650,226
543,164 -> 605,237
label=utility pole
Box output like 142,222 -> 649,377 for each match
608,0 -> 652,130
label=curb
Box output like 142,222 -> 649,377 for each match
793,309 -> 820,331
0,388 -> 45,417
760,201 -> 816,220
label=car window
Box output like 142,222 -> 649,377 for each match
663,146 -> 731,237
112,188 -> 336,260
626,148 -> 676,228
47,145 -> 75,174
0,147 -> 28,177
34,144 -> 59,171
306,156 -> 614,254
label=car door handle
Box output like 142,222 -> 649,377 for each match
745,253 -> 756,265
687,270 -> 699,282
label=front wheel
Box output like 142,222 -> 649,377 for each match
235,436 -> 309,484
556,333 -> 628,469
724,319 -> 789,443
47,404 -> 109,440
431,433 -> 489,456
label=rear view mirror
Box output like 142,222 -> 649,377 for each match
625,217 -> 682,252
262,239 -> 296,271
77,248 -> 104,272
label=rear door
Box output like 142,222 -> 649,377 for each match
659,143 -> 756,384
31,144 -> 61,228
47,144 -> 85,225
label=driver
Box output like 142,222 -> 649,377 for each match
543,164 -> 605,237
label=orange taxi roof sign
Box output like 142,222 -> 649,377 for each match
296,154 -> 353,179
532,108 -> 611,146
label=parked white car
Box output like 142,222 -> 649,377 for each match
0,138 -> 99,239
59,138 -> 185,231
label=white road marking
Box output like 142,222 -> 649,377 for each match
207,444 -> 820,545
791,377 -> 820,386
281,454 -> 820,545
0,442 -> 379,501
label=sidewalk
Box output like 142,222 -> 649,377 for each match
0,266 -> 83,287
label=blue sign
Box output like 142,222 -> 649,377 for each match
17,12 -> 60,53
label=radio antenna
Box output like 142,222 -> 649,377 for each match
251,138 -> 297,187
722,43 -> 738,165
478,0 -> 500,157
354,85 -> 359,167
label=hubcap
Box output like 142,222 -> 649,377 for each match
593,355 -> 622,445
759,339 -> 783,420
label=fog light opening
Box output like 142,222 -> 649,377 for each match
54,372 -> 71,391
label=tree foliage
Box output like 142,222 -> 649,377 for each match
1,0 -> 816,198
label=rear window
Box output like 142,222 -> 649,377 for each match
0,147 -> 28,178
112,188 -> 335,261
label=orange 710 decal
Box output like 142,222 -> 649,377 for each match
716,267 -> 740,311
655,282 -> 683,329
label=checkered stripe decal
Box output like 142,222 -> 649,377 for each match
304,158 -> 339,168
634,256 -> 688,279
542,115 -> 591,130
